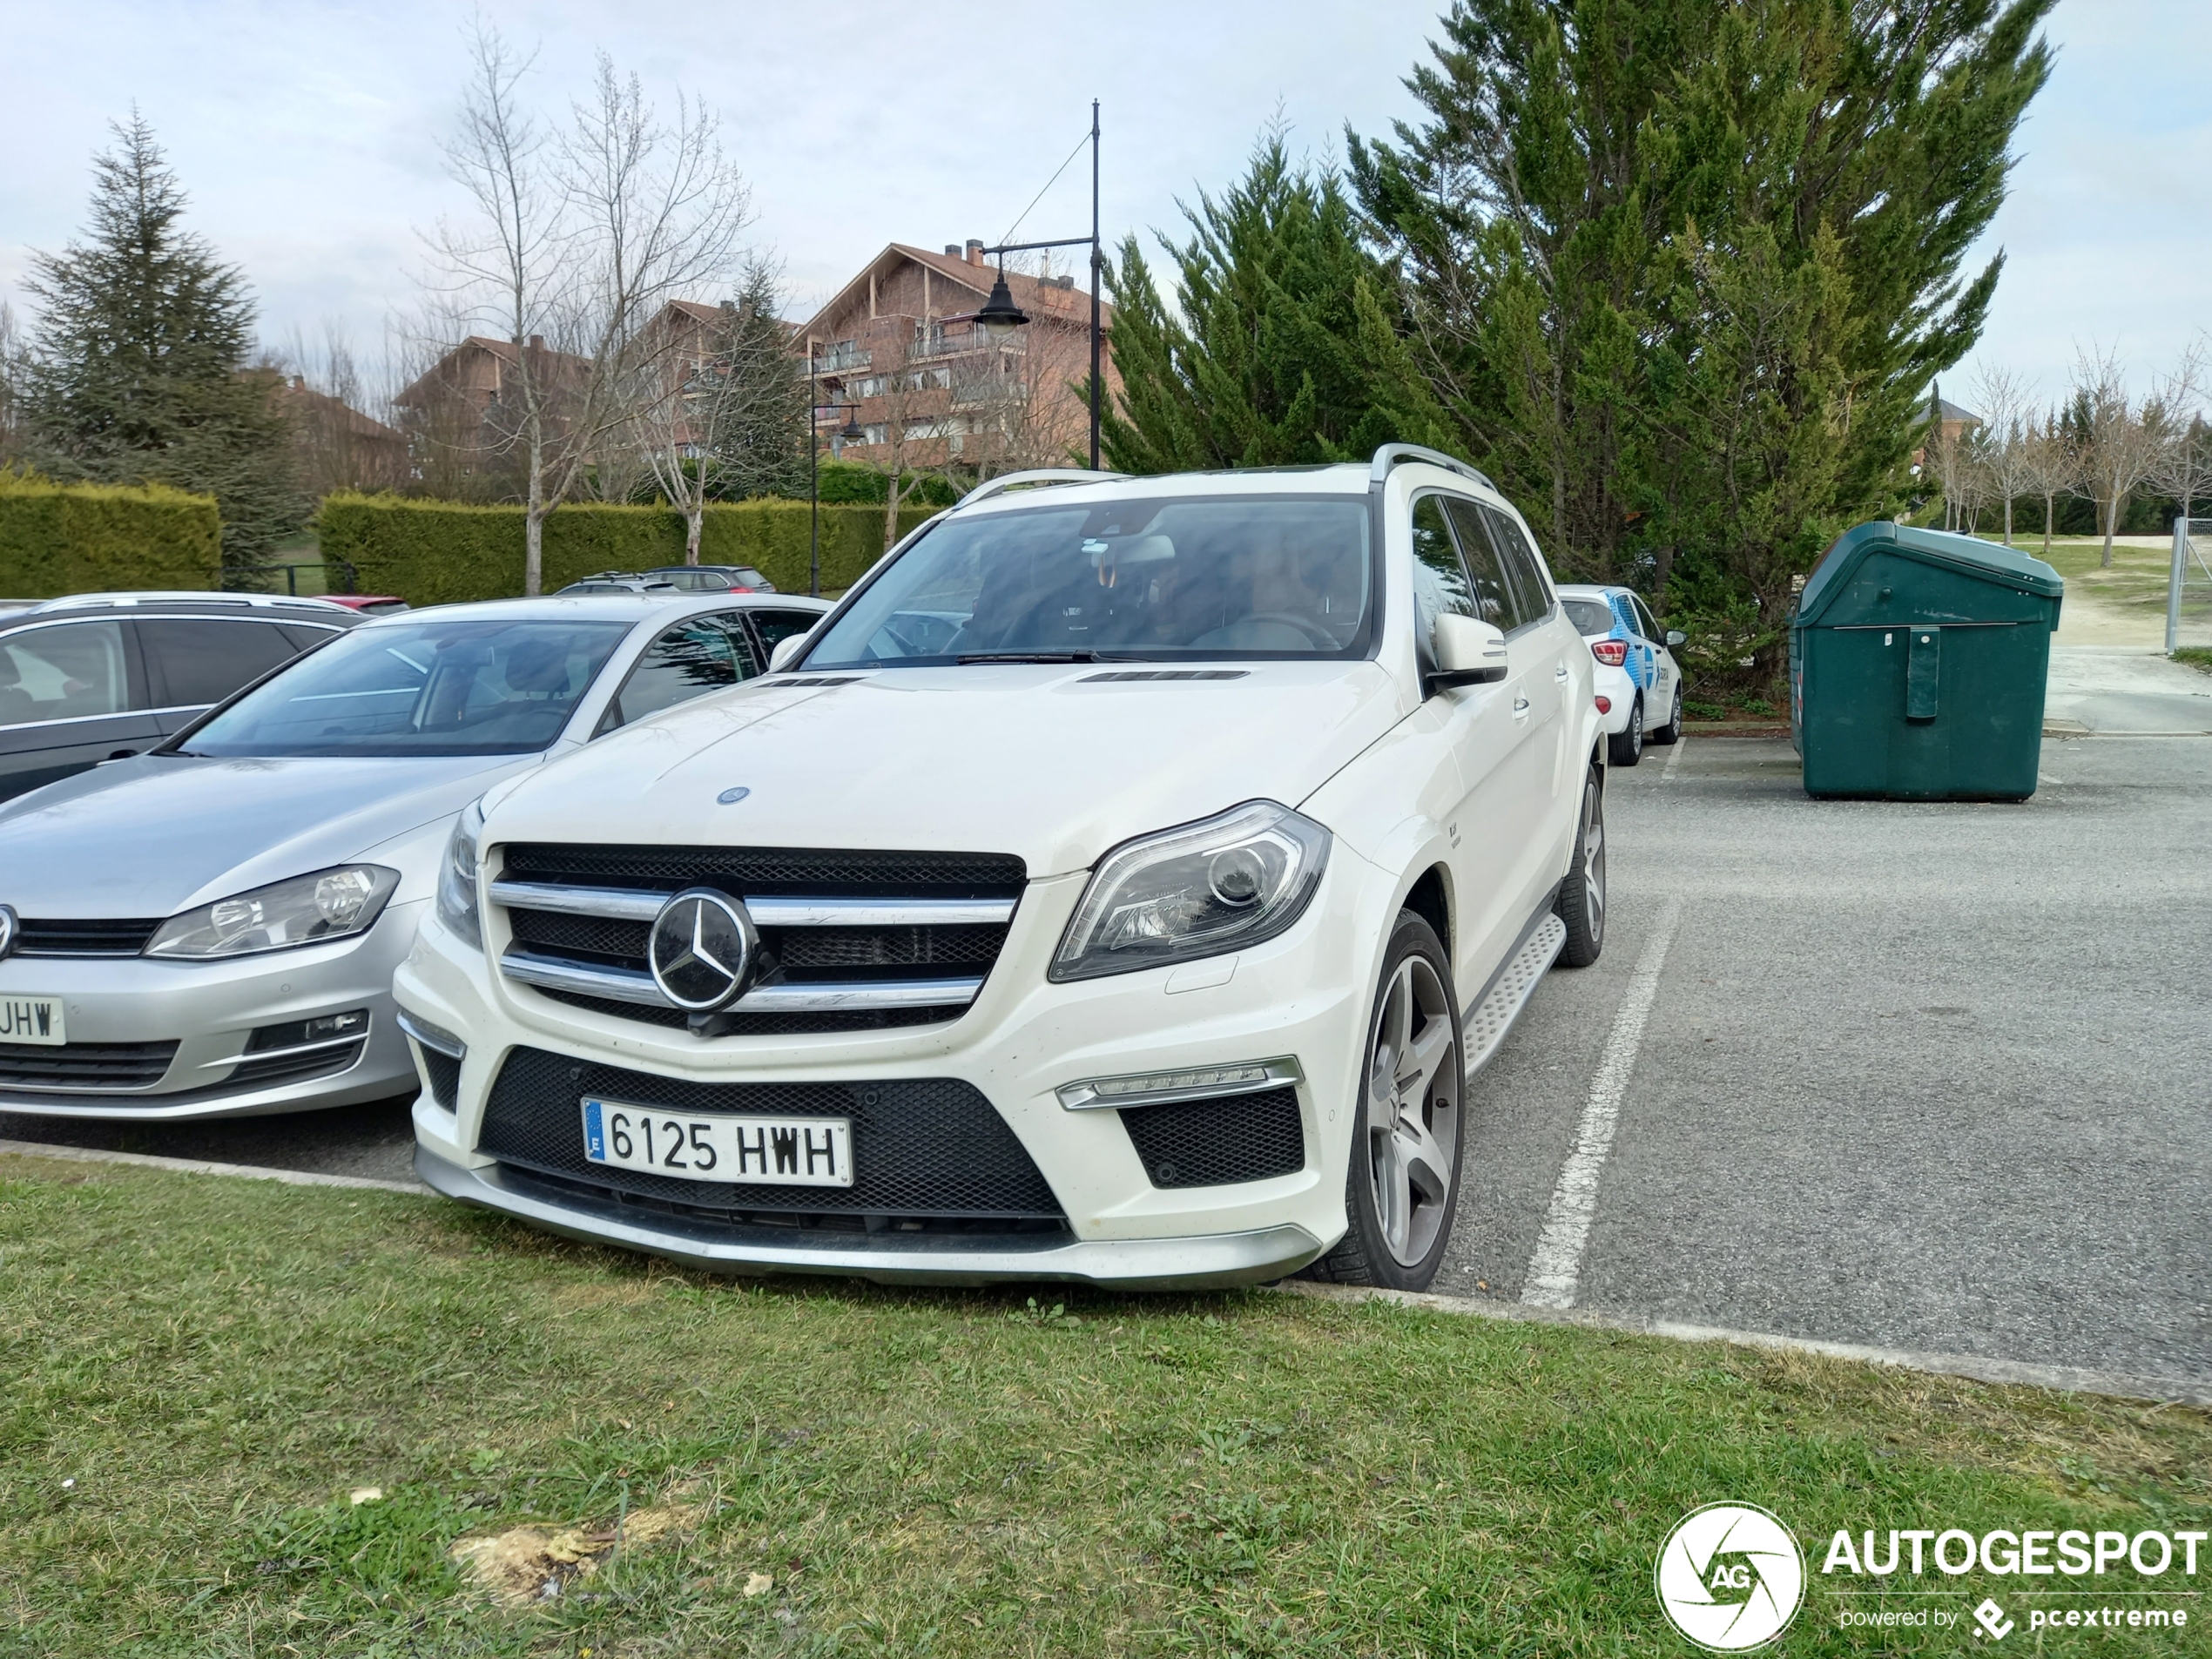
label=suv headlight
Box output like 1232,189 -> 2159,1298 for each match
145,865 -> 400,959
1050,800 -> 1330,982
435,798 -> 486,949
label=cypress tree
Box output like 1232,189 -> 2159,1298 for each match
1103,136 -> 1454,475
21,114 -> 301,583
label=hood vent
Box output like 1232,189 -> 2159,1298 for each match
1077,670 -> 1249,684
772,675 -> 862,687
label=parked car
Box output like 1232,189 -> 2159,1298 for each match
557,571 -> 678,595
0,592 -> 364,803
0,590 -> 830,1120
318,594 -> 411,616
645,564 -> 777,594
398,448 -> 1607,1291
1557,583 -> 1686,765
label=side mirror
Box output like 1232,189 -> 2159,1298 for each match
768,632 -> 811,674
1429,613 -> 1507,690
1666,630 -> 1687,648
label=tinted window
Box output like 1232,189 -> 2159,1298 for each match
1480,505 -> 1554,629
605,618 -> 743,730
179,619 -> 629,757
1438,498 -> 1515,630
748,608 -> 825,658
805,496 -> 1372,668
1409,496 -> 1474,670
1629,595 -> 1662,641
0,621 -> 131,727
709,614 -> 763,678
140,618 -> 301,706
1561,597 -> 1615,637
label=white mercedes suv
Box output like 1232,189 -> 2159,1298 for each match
396,447 -> 1607,1291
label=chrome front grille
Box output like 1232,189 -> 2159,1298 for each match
490,843 -> 1026,1035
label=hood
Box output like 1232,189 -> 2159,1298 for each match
0,753 -> 540,918
484,663 -> 1410,877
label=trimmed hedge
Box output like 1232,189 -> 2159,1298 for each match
0,470 -> 223,597
315,495 -> 941,604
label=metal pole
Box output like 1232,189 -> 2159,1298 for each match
1089,98 -> 1102,472
2169,514 -> 2187,655
809,341 -> 820,598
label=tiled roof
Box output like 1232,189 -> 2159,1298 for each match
800,244 -> 1112,339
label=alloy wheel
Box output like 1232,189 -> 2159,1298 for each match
1365,953 -> 1462,1266
1581,775 -> 1607,942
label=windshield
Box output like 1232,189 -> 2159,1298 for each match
802,495 -> 1374,668
176,619 -> 631,758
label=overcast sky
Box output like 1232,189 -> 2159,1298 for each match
2,0 -> 2203,411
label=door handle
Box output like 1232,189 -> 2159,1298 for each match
1513,696 -> 1531,720
1554,664 -> 1570,679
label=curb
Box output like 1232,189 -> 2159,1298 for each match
1677,724 -> 1790,738
0,1138 -> 424,1194
1275,1282 -> 2211,1408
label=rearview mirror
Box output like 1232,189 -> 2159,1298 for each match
768,632 -> 811,674
1429,613 -> 1507,690
1666,630 -> 1686,648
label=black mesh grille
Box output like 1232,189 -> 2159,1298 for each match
0,1040 -> 178,1090
478,1046 -> 1063,1221
226,1041 -> 363,1089
13,918 -> 162,956
509,908 -> 648,962
1121,1087 -> 1306,1189
420,1046 -> 462,1110
501,844 -> 1025,897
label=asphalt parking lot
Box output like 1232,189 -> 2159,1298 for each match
8,665 -> 2207,1393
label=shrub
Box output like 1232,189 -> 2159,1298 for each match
314,496 -> 941,604
0,469 -> 223,597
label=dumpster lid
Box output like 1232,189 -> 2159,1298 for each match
1797,522 -> 2064,624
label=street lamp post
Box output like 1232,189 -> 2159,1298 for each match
972,100 -> 1103,470
806,336 -> 864,598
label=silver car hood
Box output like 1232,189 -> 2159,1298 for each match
0,753 -> 543,919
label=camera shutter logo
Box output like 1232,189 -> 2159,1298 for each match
646,888 -> 758,1011
1655,1502 -> 1804,1651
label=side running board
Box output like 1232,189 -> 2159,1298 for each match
1463,913 -> 1567,1077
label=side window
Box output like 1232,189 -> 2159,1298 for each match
1439,498 -> 1516,630
1408,496 -> 1476,663
140,618 -> 301,707
707,613 -> 764,678
1629,595 -> 1662,642
746,608 -> 823,664
0,621 -> 132,726
603,619 -> 742,731
1480,505 -> 1554,629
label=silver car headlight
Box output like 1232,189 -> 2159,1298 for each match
145,865 -> 401,959
1049,800 -> 1331,982
435,798 -> 486,950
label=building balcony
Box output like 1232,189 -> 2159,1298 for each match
813,343 -> 871,374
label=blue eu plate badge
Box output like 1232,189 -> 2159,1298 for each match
583,1099 -> 606,1160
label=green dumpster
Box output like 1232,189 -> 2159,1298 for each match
1789,523 -> 2064,800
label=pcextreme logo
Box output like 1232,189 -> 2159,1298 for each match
1655,1502 -> 1805,1652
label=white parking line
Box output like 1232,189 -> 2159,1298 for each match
1661,734 -> 1689,781
1521,895 -> 1683,1309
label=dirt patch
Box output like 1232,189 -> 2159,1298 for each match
450,1501 -> 700,1607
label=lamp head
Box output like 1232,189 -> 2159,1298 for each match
975,267 -> 1029,339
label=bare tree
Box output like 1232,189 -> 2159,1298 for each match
2071,346 -> 2201,570
419,26 -> 750,592
2014,407 -> 2077,556
1969,366 -> 2039,546
0,300 -> 22,462
277,321 -> 409,497
833,360 -> 957,551
2145,338 -> 2212,528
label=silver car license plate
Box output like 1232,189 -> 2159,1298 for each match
580,1097 -> 853,1187
0,995 -> 65,1046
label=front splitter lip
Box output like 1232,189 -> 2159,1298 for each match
415,1143 -> 1324,1290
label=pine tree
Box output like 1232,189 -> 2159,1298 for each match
1103,136 -> 1454,475
1351,0 -> 2054,662
704,262 -> 810,502
21,114 -> 301,583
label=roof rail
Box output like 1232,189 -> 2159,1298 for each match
29,590 -> 353,614
956,468 -> 1130,509
1369,444 -> 1494,491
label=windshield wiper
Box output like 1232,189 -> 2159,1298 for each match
954,650 -> 1104,664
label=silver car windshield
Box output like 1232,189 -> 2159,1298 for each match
175,619 -> 631,758
803,495 -> 1374,667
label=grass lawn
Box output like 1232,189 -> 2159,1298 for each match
4,1154 -> 2208,1656
1968,534 -> 2185,620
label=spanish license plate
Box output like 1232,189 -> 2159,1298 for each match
0,994 -> 65,1046
580,1097 -> 853,1187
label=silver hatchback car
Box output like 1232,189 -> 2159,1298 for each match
0,591 -> 827,1119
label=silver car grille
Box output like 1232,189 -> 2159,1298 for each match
489,844 -> 1026,1035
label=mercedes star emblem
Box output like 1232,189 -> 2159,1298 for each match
646,888 -> 758,1011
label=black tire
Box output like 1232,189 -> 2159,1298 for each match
1302,910 -> 1467,1291
1608,695 -> 1644,766
1554,765 -> 1606,968
1648,685 -> 1683,745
